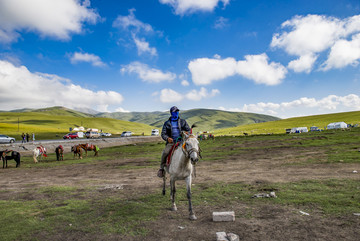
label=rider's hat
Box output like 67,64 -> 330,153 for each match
170,106 -> 179,113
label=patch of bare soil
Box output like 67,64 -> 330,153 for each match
0,140 -> 359,240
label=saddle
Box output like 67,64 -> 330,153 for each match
166,142 -> 182,167
37,146 -> 47,157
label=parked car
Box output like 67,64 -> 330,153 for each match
86,131 -> 100,139
121,131 -> 132,137
63,133 -> 78,139
100,132 -> 112,137
151,129 -> 159,136
0,134 -> 15,143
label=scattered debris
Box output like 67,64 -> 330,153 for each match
216,232 -> 239,241
299,211 -> 310,216
252,191 -> 277,198
98,184 -> 124,190
213,211 -> 235,222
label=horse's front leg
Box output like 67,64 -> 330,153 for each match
170,178 -> 177,211
186,176 -> 197,220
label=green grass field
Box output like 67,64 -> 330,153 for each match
214,110 -> 360,136
1,127 -> 359,240
0,107 -> 156,140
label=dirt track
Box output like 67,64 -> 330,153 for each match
1,138 -> 359,240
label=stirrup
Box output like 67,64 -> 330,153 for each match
157,169 -> 164,178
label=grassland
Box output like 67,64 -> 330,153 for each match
1,127 -> 359,240
0,106 -> 156,140
214,110 -> 360,136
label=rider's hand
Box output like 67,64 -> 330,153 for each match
167,137 -> 174,143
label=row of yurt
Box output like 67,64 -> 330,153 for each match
327,122 -> 347,129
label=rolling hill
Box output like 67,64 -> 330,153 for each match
214,110 -> 360,136
0,106 -> 156,140
98,108 -> 280,132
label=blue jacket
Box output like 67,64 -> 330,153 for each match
161,117 -> 190,144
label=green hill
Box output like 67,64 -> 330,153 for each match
98,108 -> 280,132
0,106 -> 156,140
214,111 -> 360,136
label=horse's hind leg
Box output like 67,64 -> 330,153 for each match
170,178 -> 177,211
186,176 -> 197,220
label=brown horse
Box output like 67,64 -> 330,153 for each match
55,145 -> 64,161
79,143 -> 99,157
71,145 -> 83,159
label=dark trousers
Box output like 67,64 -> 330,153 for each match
160,143 -> 174,169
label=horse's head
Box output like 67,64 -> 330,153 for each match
182,132 -> 200,165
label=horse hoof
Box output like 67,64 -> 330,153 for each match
189,214 -> 197,220
171,206 -> 177,211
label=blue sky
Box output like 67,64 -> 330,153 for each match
0,0 -> 360,118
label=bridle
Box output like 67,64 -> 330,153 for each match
182,135 -> 202,162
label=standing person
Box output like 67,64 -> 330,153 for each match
26,133 -> 30,142
32,133 -> 35,143
157,106 -> 190,178
21,133 -> 25,143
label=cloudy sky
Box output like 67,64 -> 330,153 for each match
0,0 -> 360,118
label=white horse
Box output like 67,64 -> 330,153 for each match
33,146 -> 47,163
162,131 -> 201,220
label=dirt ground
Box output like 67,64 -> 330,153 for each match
1,141 -> 359,241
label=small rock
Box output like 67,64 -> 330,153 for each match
252,193 -> 270,198
69,223 -> 72,226
353,170 -> 358,173
213,211 -> 235,222
353,213 -> 360,216
178,226 -> 185,230
269,191 -> 277,198
216,232 -> 228,241
227,233 -> 240,241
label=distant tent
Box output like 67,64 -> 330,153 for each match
327,122 -> 347,129
290,127 -> 308,133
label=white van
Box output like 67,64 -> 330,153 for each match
151,129 -> 159,136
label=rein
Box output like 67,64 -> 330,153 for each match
182,136 -> 202,178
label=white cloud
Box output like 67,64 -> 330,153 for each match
70,52 -> 107,67
0,60 -> 123,112
121,62 -> 176,83
113,8 -> 154,34
271,14 -> 360,72
321,33 -> 360,70
287,54 -> 318,73
158,87 -> 219,103
0,0 -> 100,43
160,88 -> 184,103
188,54 -> 287,86
113,9 -> 159,57
133,35 -> 157,56
181,80 -> 190,86
185,87 -> 220,101
214,16 -> 229,29
159,0 -> 229,15
115,107 -> 130,113
221,94 -> 360,118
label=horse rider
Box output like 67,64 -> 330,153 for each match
157,106 -> 191,178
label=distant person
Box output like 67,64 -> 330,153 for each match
21,133 -> 25,143
32,133 -> 35,143
157,106 -> 190,178
26,133 -> 30,142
